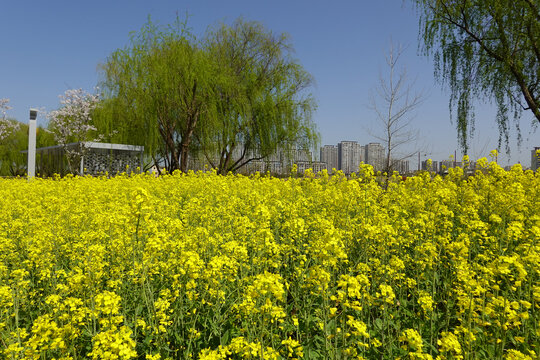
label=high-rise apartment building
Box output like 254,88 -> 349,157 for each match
365,142 -> 385,171
320,145 -> 338,172
355,144 -> 365,171
338,141 -> 352,173
338,141 -> 364,174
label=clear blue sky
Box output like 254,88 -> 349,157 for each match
1,0 -> 537,166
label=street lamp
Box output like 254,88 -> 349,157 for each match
28,109 -> 38,179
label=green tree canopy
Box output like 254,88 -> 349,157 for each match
200,19 -> 318,174
413,0 -> 540,153
96,17 -> 318,173
97,19 -> 220,172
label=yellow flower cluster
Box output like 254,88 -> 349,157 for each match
0,159 -> 538,359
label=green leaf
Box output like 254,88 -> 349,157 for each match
221,329 -> 230,345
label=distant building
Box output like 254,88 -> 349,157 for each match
338,141 -> 364,174
249,147 -> 317,175
392,159 -> 410,174
439,160 -> 462,173
439,160 -> 451,173
283,148 -> 312,173
421,160 -> 438,173
296,161 -> 326,174
365,142 -> 385,171
532,147 -> 540,171
320,145 -> 338,172
311,161 -> 327,173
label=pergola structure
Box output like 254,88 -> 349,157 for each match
23,142 -> 144,177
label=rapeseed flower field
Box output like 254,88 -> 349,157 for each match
0,159 -> 538,360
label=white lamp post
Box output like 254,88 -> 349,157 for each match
28,108 -> 38,179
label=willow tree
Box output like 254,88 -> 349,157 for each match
201,19 -> 318,174
98,19 -> 220,173
413,0 -> 540,153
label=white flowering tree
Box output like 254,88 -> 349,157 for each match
48,89 -> 102,174
0,98 -> 19,141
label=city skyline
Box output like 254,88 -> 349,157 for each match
319,139 -> 538,173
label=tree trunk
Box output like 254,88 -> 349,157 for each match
179,114 -> 198,173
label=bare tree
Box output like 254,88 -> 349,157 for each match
368,42 -> 425,176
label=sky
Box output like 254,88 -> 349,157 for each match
1,0 -> 538,167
